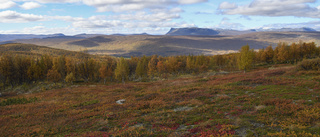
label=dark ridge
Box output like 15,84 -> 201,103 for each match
68,39 -> 99,47
166,28 -> 219,36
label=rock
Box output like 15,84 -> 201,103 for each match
131,123 -> 144,128
0,93 -> 2,97
174,106 -> 193,112
255,105 -> 266,111
177,125 -> 188,130
116,99 -> 126,104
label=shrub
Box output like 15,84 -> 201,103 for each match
296,58 -> 320,71
65,73 -> 76,84
0,97 -> 38,106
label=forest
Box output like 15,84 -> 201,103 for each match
0,41 -> 319,90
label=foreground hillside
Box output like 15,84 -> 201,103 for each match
5,31 -> 320,57
1,66 -> 319,136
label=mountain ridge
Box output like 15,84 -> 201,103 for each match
166,27 -> 317,36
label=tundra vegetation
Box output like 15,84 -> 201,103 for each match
0,41 -> 320,136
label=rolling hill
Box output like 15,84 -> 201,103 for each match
2,30 -> 320,57
0,43 -> 98,59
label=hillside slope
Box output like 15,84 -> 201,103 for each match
4,31 -> 320,57
1,66 -> 319,136
0,43 -> 92,58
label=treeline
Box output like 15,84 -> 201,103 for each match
0,41 -> 319,89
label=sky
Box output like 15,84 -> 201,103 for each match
0,0 -> 320,35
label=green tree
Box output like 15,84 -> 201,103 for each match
135,56 -> 148,79
99,63 -> 113,84
186,55 -> 195,73
238,45 -> 255,73
156,60 -> 166,76
14,55 -> 31,84
77,58 -> 96,82
213,55 -> 225,71
147,55 -> 158,78
262,45 -> 274,64
115,57 -> 129,83
275,42 -> 290,63
39,54 -> 53,78
65,72 -> 75,84
47,68 -> 61,83
0,55 -> 16,88
53,55 -> 67,78
27,60 -> 42,83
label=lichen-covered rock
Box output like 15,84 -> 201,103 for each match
116,99 -> 126,104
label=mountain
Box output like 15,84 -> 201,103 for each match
255,27 -> 317,32
5,31 -> 320,57
166,27 -> 317,36
166,28 -> 219,36
2,27 -> 319,57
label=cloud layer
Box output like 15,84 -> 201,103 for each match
0,0 -> 320,35
20,2 -> 42,9
219,0 -> 320,18
0,10 -> 44,23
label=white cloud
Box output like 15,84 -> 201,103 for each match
0,1 -> 16,9
111,8 -> 181,22
219,0 -> 320,18
0,0 -> 202,34
178,0 -> 207,4
0,26 -> 83,35
72,20 -> 122,28
29,0 -> 81,3
0,10 -> 44,23
1,0 -> 207,11
214,18 -> 244,30
81,0 -> 206,12
0,22 -> 195,35
219,2 -> 237,9
20,2 -> 42,9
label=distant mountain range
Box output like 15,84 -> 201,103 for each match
166,27 -> 317,36
0,27 -> 317,42
1,27 -> 319,57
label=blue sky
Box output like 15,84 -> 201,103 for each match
0,0 -> 319,35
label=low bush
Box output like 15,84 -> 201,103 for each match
296,58 -> 320,71
0,97 -> 38,106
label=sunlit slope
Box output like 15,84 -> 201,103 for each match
7,31 -> 320,57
